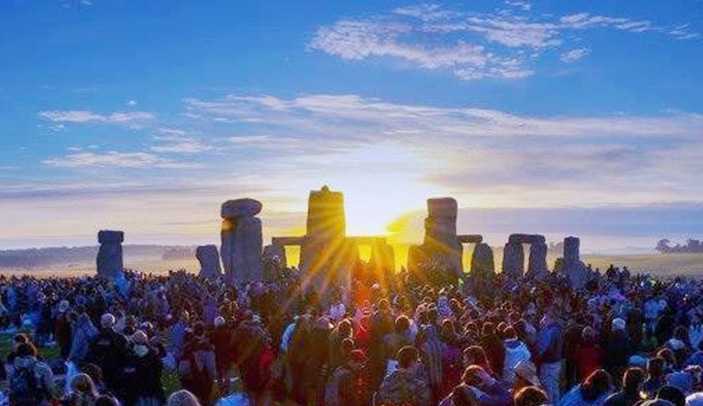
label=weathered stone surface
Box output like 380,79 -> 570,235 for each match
422,197 -> 462,278
427,197 -> 458,219
470,243 -> 495,277
509,234 -> 546,245
196,245 -> 222,279
407,244 -> 427,279
502,242 -> 525,279
221,198 -> 262,219
306,185 -> 346,240
98,230 -> 124,244
564,236 -> 580,263
97,230 -> 124,279
561,236 -> 589,289
220,214 -> 263,285
526,241 -> 549,280
458,234 -> 483,244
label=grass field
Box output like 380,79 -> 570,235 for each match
2,253 -> 703,279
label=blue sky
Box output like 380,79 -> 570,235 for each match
1,0 -> 702,250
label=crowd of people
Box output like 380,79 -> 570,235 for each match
1,263 -> 703,406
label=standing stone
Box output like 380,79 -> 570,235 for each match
196,245 -> 222,280
97,230 -> 124,279
406,244 -> 427,281
299,186 -> 356,292
220,198 -> 263,285
423,197 -> 462,279
561,236 -> 588,289
527,241 -> 549,280
470,243 -> 495,277
502,242 -> 525,279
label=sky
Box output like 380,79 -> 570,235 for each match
1,0 -> 702,252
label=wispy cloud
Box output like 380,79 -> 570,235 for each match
42,151 -> 198,169
310,3 -> 699,80
560,48 -> 590,63
38,110 -> 154,126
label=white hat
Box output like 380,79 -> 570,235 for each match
58,300 -> 70,313
214,316 -> 226,327
612,318 -> 626,331
101,313 -> 116,328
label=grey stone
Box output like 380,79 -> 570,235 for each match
564,236 -> 580,263
196,245 -> 222,280
427,197 -> 458,219
458,234 -> 483,244
221,198 -> 263,219
527,241 -> 549,280
470,243 -> 495,277
98,230 -> 124,244
508,234 -> 546,245
502,242 -> 525,279
97,230 -> 124,279
220,215 -> 263,285
561,236 -> 589,289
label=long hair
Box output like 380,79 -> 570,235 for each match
581,369 -> 612,401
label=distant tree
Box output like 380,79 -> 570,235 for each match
656,239 -> 672,254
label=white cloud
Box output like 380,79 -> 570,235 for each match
42,151 -> 198,169
38,110 -> 154,126
504,0 -> 531,11
310,4 -> 699,80
560,48 -> 590,63
126,100 -> 138,106
151,139 -> 211,154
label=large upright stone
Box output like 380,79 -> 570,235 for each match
220,198 -> 263,285
509,234 -> 546,245
560,236 -> 589,289
196,245 -> 222,280
97,230 -> 124,279
423,197 -> 462,278
526,241 -> 549,280
470,243 -> 495,277
299,186 -> 356,292
502,242 -> 525,279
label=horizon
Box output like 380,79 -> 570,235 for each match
1,1 -> 702,251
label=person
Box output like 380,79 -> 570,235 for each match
55,300 -> 73,359
324,349 -> 368,406
502,326 -> 531,385
209,316 -> 234,389
560,369 -> 614,406
376,345 -> 431,406
513,386 -> 549,406
87,313 -> 128,391
179,322 -> 217,404
439,383 -> 480,406
644,357 -> 668,399
167,389 -> 202,406
460,365 -> 512,406
417,324 -> 445,403
604,367 -> 646,406
8,342 -> 56,405
118,330 -> 165,405
576,326 -> 604,382
658,385 -> 687,406
536,311 -> 563,403
63,373 -> 99,406
604,318 -> 632,378
69,307 -> 98,364
513,360 -> 543,394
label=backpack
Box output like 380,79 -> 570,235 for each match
324,365 -> 351,406
10,363 -> 45,405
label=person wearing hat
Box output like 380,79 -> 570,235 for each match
117,330 -> 164,406
86,312 -> 128,392
54,299 -> 73,360
605,318 -> 632,379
